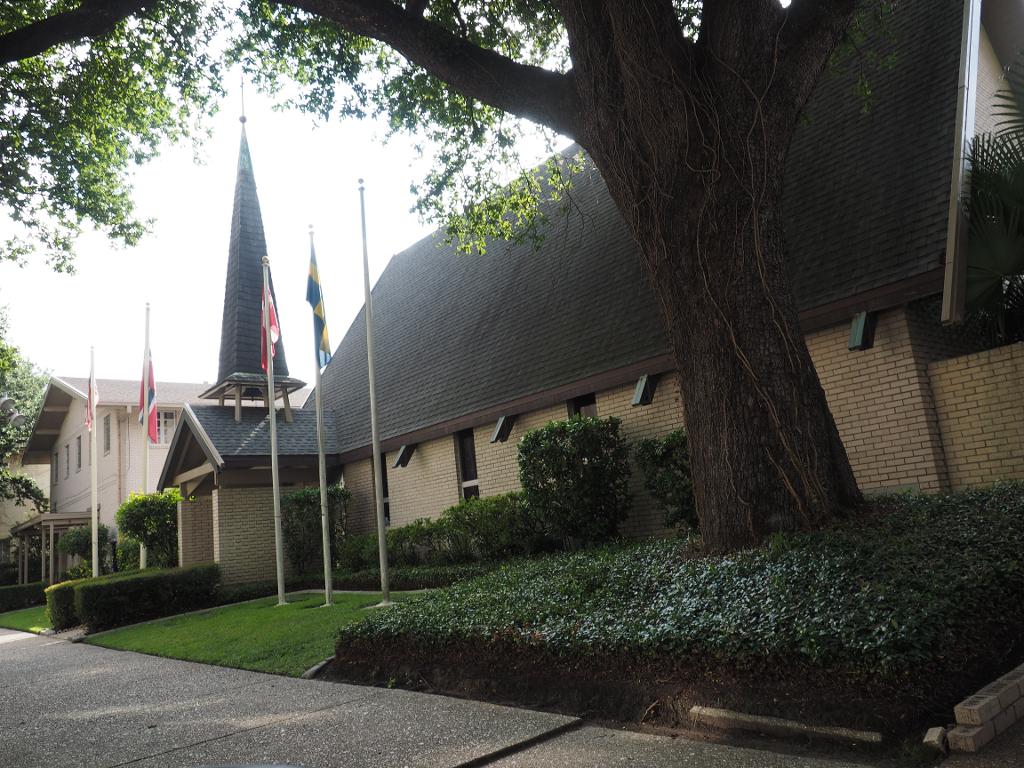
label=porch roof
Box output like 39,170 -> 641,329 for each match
11,510 -> 92,535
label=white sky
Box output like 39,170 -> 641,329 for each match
0,77 -> 479,389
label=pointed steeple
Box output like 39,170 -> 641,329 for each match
216,119 -> 290,383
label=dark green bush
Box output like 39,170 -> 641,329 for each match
74,564 -> 220,632
281,484 -> 351,576
115,490 -> 181,568
58,524 -> 113,574
0,563 -> 17,586
44,579 -> 88,630
437,492 -> 553,561
333,563 -> 492,590
518,416 -> 632,544
214,576 -> 318,606
0,581 -> 45,613
339,483 -> 1024,679
116,538 -> 141,571
634,429 -> 697,529
335,531 -> 382,573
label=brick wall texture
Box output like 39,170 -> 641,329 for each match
928,343 -> 1024,488
185,307 -> 1022,558
178,495 -> 214,567
211,486 -> 293,584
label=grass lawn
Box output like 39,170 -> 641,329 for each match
0,605 -> 51,633
86,591 -> 415,677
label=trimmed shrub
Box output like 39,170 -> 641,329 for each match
214,576 -> 319,606
45,579 -> 88,630
0,581 -> 45,613
336,532 -> 380,573
115,490 -> 181,568
437,492 -> 553,562
74,564 -> 220,632
281,484 -> 351,576
634,429 -> 697,529
333,563 -> 492,591
518,416 -> 632,544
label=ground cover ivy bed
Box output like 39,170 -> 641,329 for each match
330,484 -> 1024,737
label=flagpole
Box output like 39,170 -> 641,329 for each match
262,256 -> 287,606
90,347 -> 99,578
359,179 -> 390,606
310,227 -> 334,608
140,303 -> 149,570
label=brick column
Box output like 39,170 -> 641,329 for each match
211,486 -> 292,585
177,494 -> 215,567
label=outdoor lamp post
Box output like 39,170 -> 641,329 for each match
0,395 -> 27,428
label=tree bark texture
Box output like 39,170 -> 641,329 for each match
560,0 -> 863,550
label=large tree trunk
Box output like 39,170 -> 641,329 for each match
563,0 -> 863,551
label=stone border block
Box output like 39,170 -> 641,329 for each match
948,723 -> 995,753
955,693 -> 1002,726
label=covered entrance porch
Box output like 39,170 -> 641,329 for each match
11,511 -> 91,585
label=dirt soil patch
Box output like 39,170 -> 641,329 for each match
325,638 -> 1023,745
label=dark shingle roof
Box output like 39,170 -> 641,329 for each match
314,1 -> 964,455
190,404 -> 338,459
784,0 -> 962,309
216,125 -> 289,384
60,377 -> 208,406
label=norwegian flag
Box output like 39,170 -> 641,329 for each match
139,348 -> 157,443
85,354 -> 99,432
261,283 -> 281,372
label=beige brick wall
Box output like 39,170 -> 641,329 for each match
388,438 -> 461,527
342,380 -> 686,537
807,307 -> 949,493
928,343 -> 1024,488
343,459 -> 377,535
178,494 -> 214,567
976,24 -> 1006,138
596,375 -> 686,537
211,486 -> 293,584
474,403 -> 567,497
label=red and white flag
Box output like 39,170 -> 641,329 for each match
261,284 -> 280,372
85,355 -> 99,432
139,348 -> 157,443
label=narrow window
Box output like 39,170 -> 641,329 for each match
456,429 -> 480,500
379,454 -> 391,526
568,393 -> 598,418
64,445 -> 70,479
157,410 -> 176,444
76,436 -> 82,472
103,414 -> 111,455
52,451 -> 59,485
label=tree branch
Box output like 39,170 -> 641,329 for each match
274,0 -> 580,138
0,0 -> 148,66
776,0 -> 861,105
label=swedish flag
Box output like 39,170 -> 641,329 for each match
306,233 -> 332,369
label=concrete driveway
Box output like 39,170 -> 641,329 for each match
0,628 -> 873,768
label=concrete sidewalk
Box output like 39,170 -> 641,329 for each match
0,628 -> 872,768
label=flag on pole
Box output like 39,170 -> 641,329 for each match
85,356 -> 99,432
306,235 -> 332,369
138,348 -> 157,443
261,282 -> 281,372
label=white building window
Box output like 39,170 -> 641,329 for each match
76,436 -> 82,472
64,445 -> 69,479
103,414 -> 111,455
157,410 -> 176,444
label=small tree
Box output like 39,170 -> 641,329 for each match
635,430 -> 698,531
115,490 -> 181,568
280,485 -> 351,576
518,416 -> 631,545
58,524 -> 112,575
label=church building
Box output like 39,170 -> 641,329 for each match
164,1 -> 1024,583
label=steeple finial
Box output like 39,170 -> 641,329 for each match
239,75 -> 247,125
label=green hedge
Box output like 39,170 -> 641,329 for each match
338,483 -> 1024,679
74,564 -> 220,632
333,563 -> 492,591
45,579 -> 89,630
0,581 -> 45,613
0,563 -> 18,586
